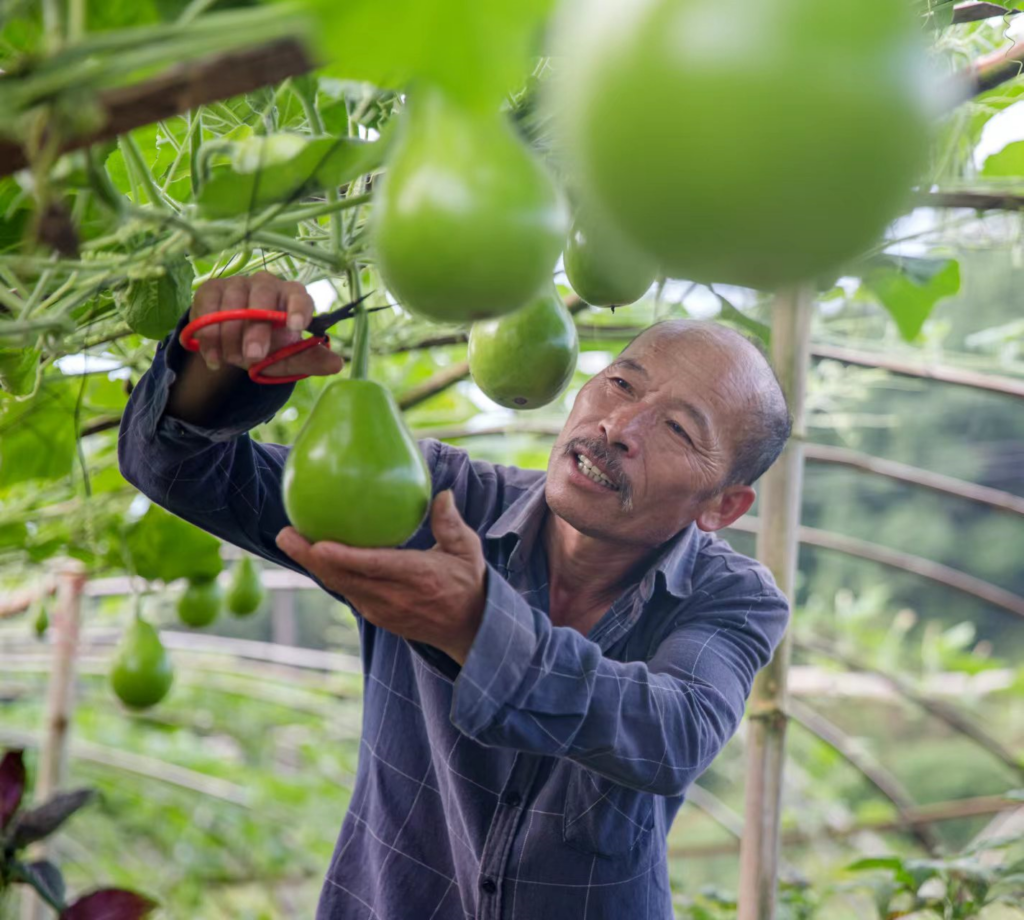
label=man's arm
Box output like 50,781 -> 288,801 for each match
448,562 -> 790,797
118,273 -> 341,573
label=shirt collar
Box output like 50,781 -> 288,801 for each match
485,475 -> 700,602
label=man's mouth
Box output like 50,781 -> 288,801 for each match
575,451 -> 619,491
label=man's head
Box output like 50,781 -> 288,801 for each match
545,319 -> 791,548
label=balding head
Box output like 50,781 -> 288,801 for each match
624,320 -> 791,489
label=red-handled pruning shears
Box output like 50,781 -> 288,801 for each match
179,293 -> 378,385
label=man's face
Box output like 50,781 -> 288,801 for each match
545,327 -> 755,547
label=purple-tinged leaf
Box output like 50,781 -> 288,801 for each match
0,749 -> 26,828
61,888 -> 157,920
9,789 -> 94,849
11,859 -> 66,910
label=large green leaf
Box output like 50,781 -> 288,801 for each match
981,139 -> 1024,179
195,134 -> 386,218
303,0 -> 554,110
0,382 -> 77,488
124,503 -> 223,583
863,256 -> 961,342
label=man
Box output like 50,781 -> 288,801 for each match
118,271 -> 791,920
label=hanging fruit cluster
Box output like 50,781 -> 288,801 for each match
280,0 -> 935,553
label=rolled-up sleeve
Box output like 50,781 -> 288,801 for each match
450,565 -> 789,797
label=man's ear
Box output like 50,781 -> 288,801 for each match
695,485 -> 756,533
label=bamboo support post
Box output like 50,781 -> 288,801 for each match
738,285 -> 813,920
20,560 -> 86,920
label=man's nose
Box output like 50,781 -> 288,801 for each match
599,404 -> 646,458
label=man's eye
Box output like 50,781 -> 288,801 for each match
668,420 -> 693,444
611,377 -> 631,391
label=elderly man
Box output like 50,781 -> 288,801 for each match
118,271 -> 791,920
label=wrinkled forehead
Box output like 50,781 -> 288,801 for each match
621,323 -> 761,395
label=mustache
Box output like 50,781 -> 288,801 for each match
564,438 -> 634,511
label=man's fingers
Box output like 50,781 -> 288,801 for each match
191,280 -> 224,370
242,280 -> 279,365
307,541 -> 421,582
219,277 -> 251,367
430,490 -> 479,558
265,344 -> 344,379
276,526 -> 315,569
284,281 -> 314,333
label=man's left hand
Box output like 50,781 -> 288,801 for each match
276,490 -> 487,666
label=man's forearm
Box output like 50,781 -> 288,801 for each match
165,348 -> 251,427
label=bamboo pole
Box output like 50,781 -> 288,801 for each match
20,561 -> 86,920
738,285 -> 813,920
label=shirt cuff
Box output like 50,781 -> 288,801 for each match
152,309 -> 297,443
450,563 -> 539,739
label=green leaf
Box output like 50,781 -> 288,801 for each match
0,383 -> 77,489
304,0 -> 554,110
116,257 -> 195,341
124,504 -> 223,583
0,178 -> 30,252
982,140 -> 1024,179
862,256 -> 961,342
105,123 -> 192,205
0,347 -> 41,396
196,134 -> 387,219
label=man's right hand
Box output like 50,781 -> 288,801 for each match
190,271 -> 344,379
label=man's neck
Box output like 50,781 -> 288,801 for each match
541,511 -> 659,631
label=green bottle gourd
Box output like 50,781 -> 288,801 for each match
372,86 -> 568,323
226,556 -> 265,617
110,619 -> 174,710
563,212 -> 657,308
552,0 -> 934,290
282,379 -> 432,547
32,595 -> 49,640
469,287 -> 579,410
177,577 -> 222,628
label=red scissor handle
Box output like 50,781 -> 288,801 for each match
179,309 -> 329,385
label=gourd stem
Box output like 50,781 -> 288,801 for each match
348,265 -> 369,381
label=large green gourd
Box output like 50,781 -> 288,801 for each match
552,0 -> 934,290
372,86 -> 568,323
469,288 -> 579,410
282,379 -> 432,547
110,619 -> 174,710
226,556 -> 265,617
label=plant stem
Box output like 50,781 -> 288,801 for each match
266,193 -> 372,230
178,0 -> 222,25
248,231 -> 343,271
189,108 -> 204,198
294,80 -> 347,255
68,0 -> 86,42
121,133 -> 173,211
0,283 -> 26,315
42,0 -> 63,53
347,267 -> 370,381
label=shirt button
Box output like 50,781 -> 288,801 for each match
480,878 -> 497,894
505,792 -> 522,807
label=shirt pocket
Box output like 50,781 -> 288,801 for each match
562,764 -> 656,858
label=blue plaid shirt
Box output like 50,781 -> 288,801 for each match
118,317 -> 790,920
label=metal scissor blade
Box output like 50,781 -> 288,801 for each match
306,291 -> 375,337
